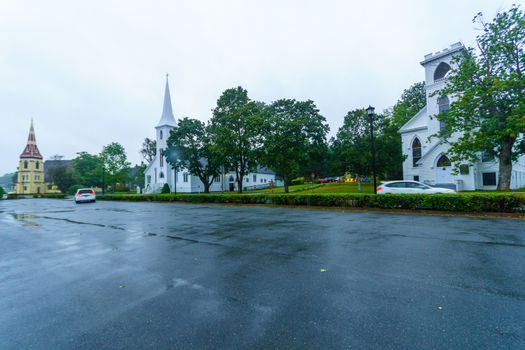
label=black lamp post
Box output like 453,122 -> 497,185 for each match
366,105 -> 377,194
101,161 -> 105,195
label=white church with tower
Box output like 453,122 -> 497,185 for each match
144,76 -> 278,193
400,42 -> 525,190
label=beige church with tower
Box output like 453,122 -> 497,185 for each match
15,120 -> 46,194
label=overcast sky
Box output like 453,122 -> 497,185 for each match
0,0 -> 521,175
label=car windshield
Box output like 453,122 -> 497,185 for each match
78,189 -> 93,194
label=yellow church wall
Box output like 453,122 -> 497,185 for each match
15,159 -> 46,194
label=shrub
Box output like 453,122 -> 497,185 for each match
96,192 -> 525,213
291,177 -> 305,186
116,183 -> 130,192
161,183 -> 171,194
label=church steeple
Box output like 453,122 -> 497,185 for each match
20,119 -> 43,159
16,119 -> 45,194
156,74 -> 176,128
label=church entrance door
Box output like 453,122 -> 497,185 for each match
435,155 -> 454,184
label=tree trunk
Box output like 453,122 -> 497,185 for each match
204,182 -> 210,194
284,175 -> 289,193
497,137 -> 514,191
238,171 -> 243,193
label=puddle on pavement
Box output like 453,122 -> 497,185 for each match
9,213 -> 40,227
95,208 -> 132,213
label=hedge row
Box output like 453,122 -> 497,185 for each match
97,193 -> 525,213
34,193 -> 68,199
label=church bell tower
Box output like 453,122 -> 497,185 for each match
155,75 -> 177,183
16,120 -> 45,194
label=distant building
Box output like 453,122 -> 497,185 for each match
399,43 -> 525,190
144,77 -> 278,193
15,120 -> 46,194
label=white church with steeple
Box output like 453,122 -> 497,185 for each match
144,76 -> 278,193
399,42 -> 525,190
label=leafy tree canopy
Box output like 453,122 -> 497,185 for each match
140,137 -> 157,163
100,142 -> 131,192
210,86 -> 263,192
72,152 -> 101,187
261,99 -> 329,192
166,117 -> 222,193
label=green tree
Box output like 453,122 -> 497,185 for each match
71,152 -> 102,187
382,82 -> 426,179
210,87 -> 262,193
435,5 -> 525,190
390,82 -> 426,129
47,163 -> 75,193
127,163 -> 146,190
166,118 -> 222,193
140,137 -> 157,163
331,109 -> 379,178
330,82 -> 426,181
261,99 -> 329,192
100,143 -> 131,192
0,185 -> 5,197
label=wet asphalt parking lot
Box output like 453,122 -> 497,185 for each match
0,198 -> 524,349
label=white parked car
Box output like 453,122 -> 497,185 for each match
377,180 -> 456,194
74,188 -> 96,203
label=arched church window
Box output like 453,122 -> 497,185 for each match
437,155 -> 451,168
438,96 -> 450,131
36,161 -> 39,169
159,172 -> 164,178
412,138 -> 422,167
434,62 -> 451,81
229,175 -> 234,182
147,175 -> 151,184
438,96 -> 450,113
24,160 -> 28,169
160,130 -> 163,140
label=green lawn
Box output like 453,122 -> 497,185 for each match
307,182 -> 375,193
254,182 -> 524,195
247,183 -> 321,193
247,182 -> 375,194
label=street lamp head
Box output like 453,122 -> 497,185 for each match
366,105 -> 375,117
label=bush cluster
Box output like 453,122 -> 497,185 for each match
96,192 -> 525,213
161,183 -> 171,194
32,193 -> 68,199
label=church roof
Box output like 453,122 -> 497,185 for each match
20,120 -> 43,159
156,75 -> 176,128
399,106 -> 428,133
